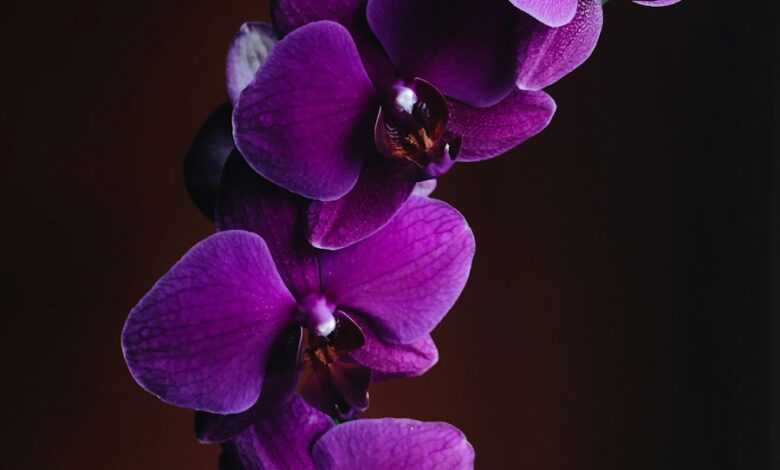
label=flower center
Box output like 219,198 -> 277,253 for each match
374,78 -> 461,179
295,310 -> 370,420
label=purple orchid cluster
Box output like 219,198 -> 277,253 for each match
122,0 -> 682,468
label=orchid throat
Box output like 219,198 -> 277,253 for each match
375,78 -> 461,179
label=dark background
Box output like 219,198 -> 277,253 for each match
1,1 -> 777,468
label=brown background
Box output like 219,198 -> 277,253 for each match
1,1 -> 776,469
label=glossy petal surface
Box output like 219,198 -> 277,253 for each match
509,0 -> 578,27
217,153 -> 319,297
121,231 -> 296,414
229,395 -> 334,470
515,0 -> 603,91
183,103 -> 234,220
312,419 -> 475,469
320,197 -> 475,343
367,0 -> 520,107
226,22 -> 278,106
449,90 -> 556,162
347,314 -> 438,378
307,158 -> 416,250
233,21 -> 375,201
196,326 -> 302,443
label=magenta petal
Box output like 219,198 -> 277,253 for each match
449,89 -> 556,162
196,326 -> 302,443
217,153 -> 320,298
367,0 -> 520,107
233,21 -> 376,201
307,159 -> 417,250
347,315 -> 438,379
320,197 -> 475,344
634,0 -> 682,5
509,0 -> 577,27
226,22 -> 278,106
312,419 -> 475,469
515,0 -> 603,91
228,395 -> 333,470
272,0 -> 366,36
121,231 -> 297,414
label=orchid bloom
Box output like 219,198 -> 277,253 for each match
229,0 -> 587,249
122,154 -> 474,422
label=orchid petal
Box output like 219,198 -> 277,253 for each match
450,89 -> 556,162
367,0 -> 520,107
121,231 -> 296,414
307,158 -> 416,250
321,197 -> 475,344
312,419 -> 474,469
217,153 -> 320,298
196,326 -> 302,443
347,314 -> 438,379
509,0 -> 578,27
233,21 -> 375,201
226,395 -> 333,470
515,0 -> 603,91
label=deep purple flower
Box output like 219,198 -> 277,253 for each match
216,394 -> 474,470
230,0 -> 567,249
185,22 -> 439,222
121,154 -> 474,418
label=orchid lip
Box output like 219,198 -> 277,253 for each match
297,312 -> 370,419
374,77 -> 460,179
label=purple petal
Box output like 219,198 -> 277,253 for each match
449,90 -> 556,162
272,0 -> 367,36
307,158 -> 416,250
367,0 -> 521,107
634,0 -> 682,6
217,153 -> 320,298
347,314 -> 438,379
233,21 -> 376,201
312,419 -> 475,469
196,326 -> 302,443
271,0 -> 397,90
226,22 -> 278,106
509,0 -> 578,27
515,0 -> 603,91
121,231 -> 297,414
228,395 -> 334,470
183,103 -> 234,220
320,197 -> 475,344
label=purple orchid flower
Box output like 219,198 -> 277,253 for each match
122,153 -> 474,421
216,394 -> 474,470
229,0 -> 576,249
185,21 -> 437,222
